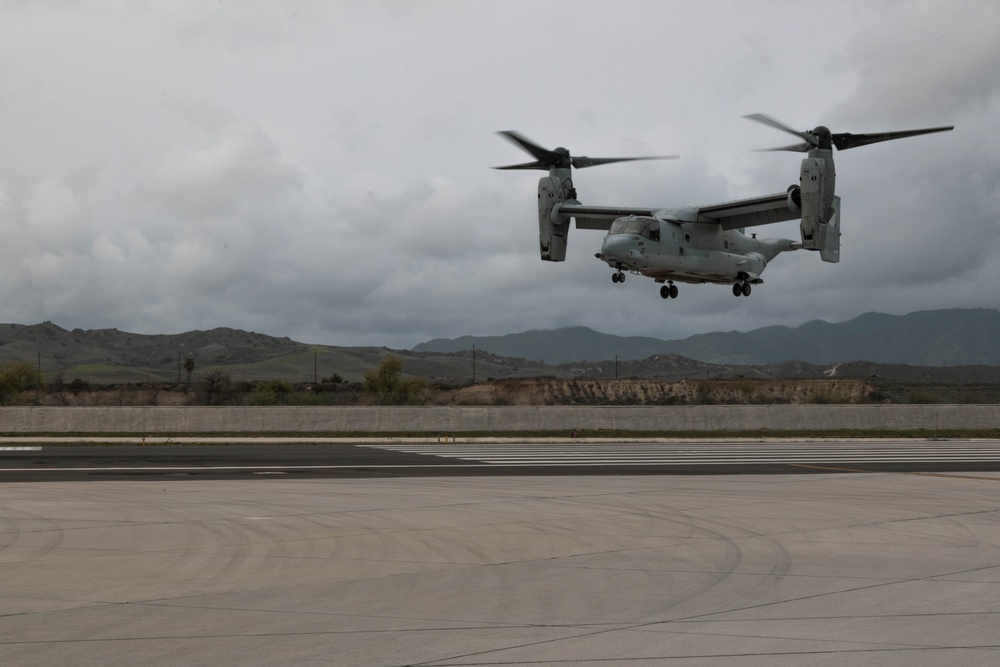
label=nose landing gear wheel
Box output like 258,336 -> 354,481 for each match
612,271 -> 625,283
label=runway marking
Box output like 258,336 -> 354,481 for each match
0,447 -> 42,451
361,442 -> 1000,466
791,463 -> 1000,481
6,442 -> 1000,476
0,465 -> 485,472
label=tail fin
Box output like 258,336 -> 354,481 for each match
821,196 -> 841,263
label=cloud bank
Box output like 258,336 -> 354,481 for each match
0,1 -> 995,348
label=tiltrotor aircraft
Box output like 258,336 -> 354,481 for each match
495,115 -> 953,299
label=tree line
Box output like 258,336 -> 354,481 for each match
0,355 -> 427,406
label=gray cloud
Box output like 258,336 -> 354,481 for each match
0,0 -> 995,349
144,121 -> 305,217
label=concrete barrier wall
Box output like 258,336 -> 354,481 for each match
1,405 -> 999,433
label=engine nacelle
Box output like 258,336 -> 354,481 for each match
786,185 -> 801,213
798,156 -> 835,251
820,196 -> 841,264
537,175 -> 573,261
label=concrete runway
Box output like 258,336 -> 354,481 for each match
2,444 -> 1000,665
4,439 -> 1000,480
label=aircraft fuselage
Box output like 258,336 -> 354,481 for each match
595,215 -> 795,286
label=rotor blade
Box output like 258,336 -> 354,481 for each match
492,161 -> 549,171
572,155 -> 679,169
832,126 -> 954,150
495,130 -> 558,162
743,113 -> 816,145
754,142 -> 813,153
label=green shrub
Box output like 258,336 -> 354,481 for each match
908,391 -> 937,404
251,379 -> 296,405
363,355 -> 426,405
0,362 -> 43,405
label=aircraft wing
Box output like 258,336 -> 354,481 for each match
557,204 -> 658,230
559,193 -> 800,231
692,192 -> 800,230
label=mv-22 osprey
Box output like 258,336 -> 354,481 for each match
495,115 -> 953,299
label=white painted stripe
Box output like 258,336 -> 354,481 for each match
5,442 -> 1000,475
477,458 -> 1000,465
385,453 -> 1000,456
366,447 -> 1000,454
371,446 -> 1000,454
366,444 -> 1000,451
2,460 -> 1000,473
371,443 -> 1000,449
360,443 -> 1000,465
0,447 -> 42,451
0,464 -> 483,472
0,462 -> 993,473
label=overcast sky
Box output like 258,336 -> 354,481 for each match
0,0 -> 996,348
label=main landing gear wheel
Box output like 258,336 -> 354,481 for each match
612,271 -> 626,283
733,283 -> 752,297
660,284 -> 678,299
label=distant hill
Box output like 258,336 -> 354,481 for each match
0,322 -> 559,384
4,309 -> 1000,386
411,326 -> 675,364
413,309 -> 1000,366
0,322 -> 302,368
0,322 -> 313,383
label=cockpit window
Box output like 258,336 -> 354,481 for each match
646,220 -> 659,242
609,218 -> 629,234
609,217 -> 659,242
623,218 -> 646,235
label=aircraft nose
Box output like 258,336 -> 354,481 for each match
601,235 -> 626,255
601,235 -> 639,261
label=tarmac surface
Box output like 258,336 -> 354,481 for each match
4,438 -> 1000,480
2,441 -> 1000,665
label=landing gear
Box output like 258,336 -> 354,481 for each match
733,282 -> 752,297
612,270 -> 626,283
659,283 -> 678,300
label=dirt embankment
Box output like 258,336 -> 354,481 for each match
441,377 -> 873,406
29,377 -> 874,406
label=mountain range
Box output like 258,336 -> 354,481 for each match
412,309 -> 1000,366
0,321 -> 554,384
1,308 -> 998,385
